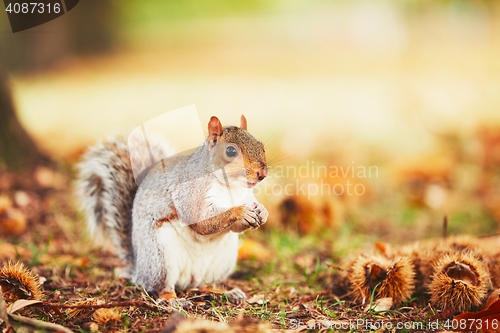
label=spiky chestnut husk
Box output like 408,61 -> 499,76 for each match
396,236 -> 486,295
92,308 -> 122,325
485,252 -> 500,288
471,236 -> 500,288
0,261 -> 42,302
348,254 -> 415,304
378,256 -> 416,304
445,235 -> 481,252
397,242 -> 434,295
348,254 -> 389,303
429,251 -> 491,313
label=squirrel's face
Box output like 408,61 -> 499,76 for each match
208,117 -> 267,188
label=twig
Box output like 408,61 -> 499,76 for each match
0,286 -> 10,325
7,313 -> 73,333
41,300 -> 163,311
325,262 -> 344,271
443,215 -> 448,239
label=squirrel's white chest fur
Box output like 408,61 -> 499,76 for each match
157,225 -> 239,290
156,180 -> 255,290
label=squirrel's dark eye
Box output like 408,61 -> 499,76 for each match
225,146 -> 237,158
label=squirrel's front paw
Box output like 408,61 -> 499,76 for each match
252,202 -> 268,227
242,205 -> 262,229
229,206 -> 257,232
230,204 -> 267,233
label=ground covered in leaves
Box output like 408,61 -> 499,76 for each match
0,167 -> 475,333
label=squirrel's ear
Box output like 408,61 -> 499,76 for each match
240,115 -> 247,130
208,116 -> 223,143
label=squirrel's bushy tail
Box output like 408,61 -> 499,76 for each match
76,138 -> 137,264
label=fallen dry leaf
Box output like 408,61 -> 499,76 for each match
483,289 -> 500,310
0,243 -> 31,260
8,299 -> 42,313
246,294 -> 266,305
237,239 -> 272,261
0,195 -> 13,213
365,297 -> 393,312
34,166 -> 65,189
375,242 -> 392,258
14,191 -> 31,208
0,286 -> 9,325
0,207 -> 27,235
453,299 -> 500,332
66,299 -> 103,320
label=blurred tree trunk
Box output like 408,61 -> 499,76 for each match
0,63 -> 49,171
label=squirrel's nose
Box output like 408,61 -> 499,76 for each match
257,167 -> 268,181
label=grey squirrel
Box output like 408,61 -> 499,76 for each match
76,115 -> 268,304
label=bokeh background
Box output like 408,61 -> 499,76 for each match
2,0 -> 500,251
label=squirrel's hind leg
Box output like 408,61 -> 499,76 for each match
224,288 -> 246,304
158,288 -> 193,309
198,285 -> 247,304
